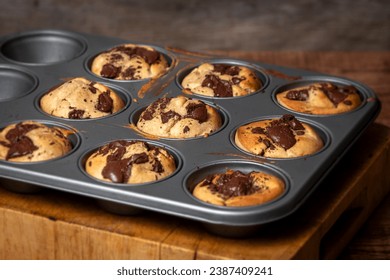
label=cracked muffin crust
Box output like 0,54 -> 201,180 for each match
192,169 -> 285,207
85,140 -> 176,184
235,114 -> 323,158
276,82 -> 361,115
91,44 -> 169,80
136,95 -> 222,138
40,77 -> 125,119
181,63 -> 262,97
0,121 -> 72,162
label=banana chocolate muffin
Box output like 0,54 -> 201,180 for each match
85,140 -> 176,184
235,114 -> 323,158
181,63 -> 262,97
91,44 -> 169,80
192,169 -> 285,207
136,96 -> 222,138
40,77 -> 125,119
0,121 -> 72,162
276,82 -> 361,115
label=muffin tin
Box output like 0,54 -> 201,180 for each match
0,29 -> 381,237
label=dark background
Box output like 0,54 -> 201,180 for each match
0,0 -> 389,51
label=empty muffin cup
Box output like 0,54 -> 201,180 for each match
1,30 -> 86,65
0,65 -> 38,101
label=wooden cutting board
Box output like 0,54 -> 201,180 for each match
1,122 -> 389,260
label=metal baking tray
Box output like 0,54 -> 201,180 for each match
0,29 -> 381,237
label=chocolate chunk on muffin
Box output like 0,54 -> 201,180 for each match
136,96 -> 222,138
85,140 -> 176,184
0,121 -> 72,162
181,63 -> 262,97
40,77 -> 125,119
276,82 -> 361,115
193,169 -> 285,207
91,44 -> 169,80
235,114 -> 323,158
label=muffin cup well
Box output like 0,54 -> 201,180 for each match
184,160 -> 289,205
0,65 -> 38,101
85,44 -> 176,82
0,120 -> 81,193
35,80 -> 132,121
176,59 -> 269,99
272,76 -> 367,116
0,30 -> 87,65
129,99 -> 229,140
230,115 -> 331,160
79,139 -> 183,185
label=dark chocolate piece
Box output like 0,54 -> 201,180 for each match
96,91 -> 113,113
201,74 -> 233,97
3,122 -> 40,160
206,171 -> 259,199
185,102 -> 208,123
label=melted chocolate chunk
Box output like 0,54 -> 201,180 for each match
264,115 -> 305,150
100,64 -> 121,79
201,74 -> 233,97
88,82 -> 97,94
213,64 -> 240,76
100,142 -> 153,183
281,114 -> 305,131
161,110 -> 181,124
96,91 -> 113,113
6,136 -> 38,160
3,123 -> 40,160
344,100 -> 352,105
286,89 -> 309,101
183,126 -> 190,133
110,53 -> 123,61
134,47 -> 160,64
113,46 -> 160,64
122,66 -> 136,79
320,83 -> 358,107
102,158 -> 132,183
232,77 -> 244,85
206,171 -> 258,198
141,97 -> 172,121
130,152 -> 149,164
266,125 -> 296,150
5,123 -> 39,143
251,127 -> 265,134
68,109 -> 85,119
185,102 -> 208,123
152,159 -> 164,173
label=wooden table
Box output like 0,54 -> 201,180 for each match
1,51 -> 389,259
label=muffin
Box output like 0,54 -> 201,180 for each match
85,140 -> 176,184
192,169 -> 285,207
181,63 -> 262,97
276,82 -> 361,115
235,114 -> 323,158
136,96 -> 222,138
0,121 -> 72,162
91,44 -> 169,80
40,77 -> 125,119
